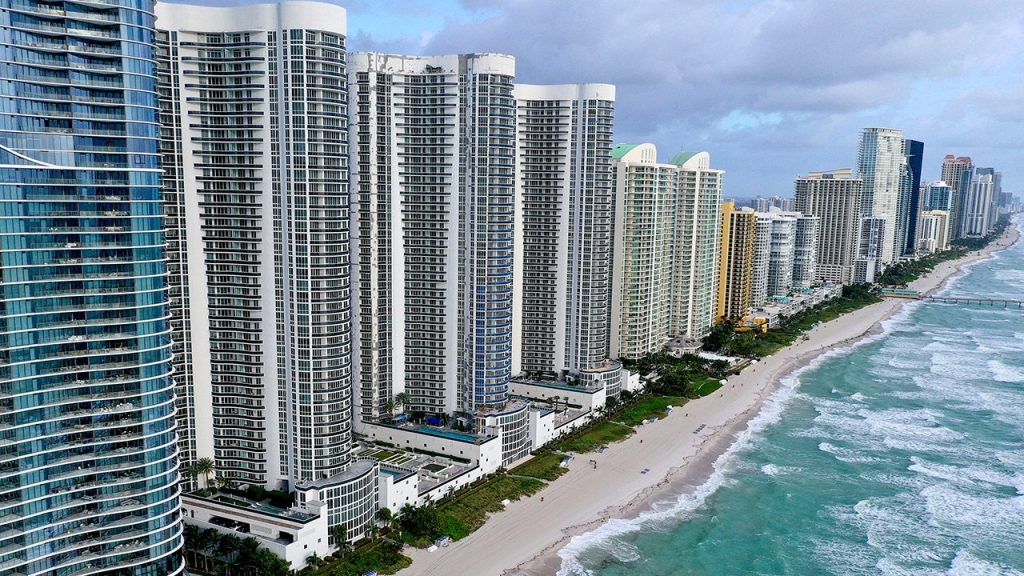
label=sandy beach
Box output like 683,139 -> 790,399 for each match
397,223 -> 1020,576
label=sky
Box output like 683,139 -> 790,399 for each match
167,0 -> 1024,198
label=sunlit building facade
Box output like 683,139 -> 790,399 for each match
157,1 -> 378,541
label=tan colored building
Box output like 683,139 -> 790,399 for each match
918,210 -> 951,253
716,202 -> 756,322
794,169 -> 863,284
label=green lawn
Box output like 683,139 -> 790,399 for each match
691,376 -> 723,397
306,540 -> 411,576
509,451 -> 569,481
615,396 -> 688,426
553,421 -> 633,453
434,475 -> 545,541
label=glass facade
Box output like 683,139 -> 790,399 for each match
0,0 -> 183,575
458,66 -> 515,411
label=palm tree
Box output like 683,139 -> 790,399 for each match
394,392 -> 411,413
331,523 -> 350,555
183,524 -> 200,568
237,538 -> 261,576
198,528 -> 221,572
217,533 -> 241,574
377,507 -> 394,533
551,395 -> 561,413
185,463 -> 201,491
195,457 -> 216,490
382,399 -> 396,417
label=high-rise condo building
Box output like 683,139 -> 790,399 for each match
856,127 -> 906,266
791,214 -> 820,290
349,53 -> 516,417
750,213 -> 772,307
794,169 -> 863,285
716,202 -> 756,321
609,144 -> 676,359
669,152 -> 723,340
900,139 -> 924,256
766,213 -> 796,297
974,167 -> 1002,236
512,83 -> 616,383
924,181 -> 954,212
855,217 -> 886,283
752,209 -> 811,301
917,211 -> 950,253
961,170 -> 997,238
158,1 -> 378,540
941,155 -> 973,240
922,180 -> 955,242
609,145 -> 722,358
0,0 -> 184,573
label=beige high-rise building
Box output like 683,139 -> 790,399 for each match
716,202 -> 756,321
794,169 -> 863,285
941,155 -> 973,240
610,144 -> 722,359
917,211 -> 951,253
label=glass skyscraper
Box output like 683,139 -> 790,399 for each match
0,1 -> 183,574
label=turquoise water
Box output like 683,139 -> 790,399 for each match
559,218 -> 1024,575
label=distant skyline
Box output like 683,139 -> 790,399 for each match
165,0 -> 1024,196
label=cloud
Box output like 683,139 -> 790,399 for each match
401,0 -> 1024,194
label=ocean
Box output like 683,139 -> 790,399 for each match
557,218 -> 1024,576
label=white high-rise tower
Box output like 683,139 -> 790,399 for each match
349,53 -> 517,418
512,83 -> 618,387
856,127 -> 906,266
158,0 -> 378,541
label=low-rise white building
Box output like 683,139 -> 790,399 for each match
377,467 -> 419,514
359,423 -> 503,474
182,492 -> 330,570
508,379 -> 607,413
477,401 -> 533,467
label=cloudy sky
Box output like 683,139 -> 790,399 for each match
172,0 -> 1024,197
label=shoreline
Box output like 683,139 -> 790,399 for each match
397,222 -> 1020,576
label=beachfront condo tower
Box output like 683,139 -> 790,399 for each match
349,52 -> 516,418
609,144 -> 722,359
511,83 -> 622,389
0,0 -> 185,573
750,213 -> 772,307
940,154 -> 973,240
961,169 -> 999,238
856,127 -> 907,267
716,202 -> 756,321
670,152 -> 723,341
157,1 -> 378,540
791,214 -> 820,289
766,212 -> 796,298
794,169 -> 863,285
753,209 -> 819,300
917,211 -> 951,253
